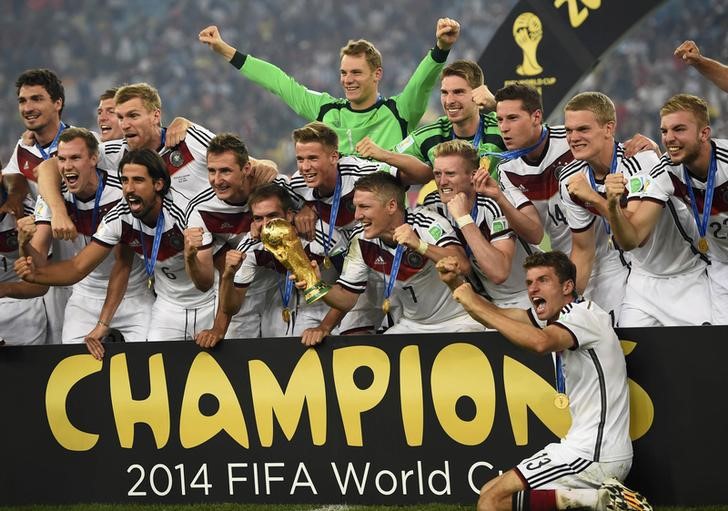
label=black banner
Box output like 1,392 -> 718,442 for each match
478,0 -> 665,115
1,328 -> 727,506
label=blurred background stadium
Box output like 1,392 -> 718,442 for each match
1,0 -> 726,173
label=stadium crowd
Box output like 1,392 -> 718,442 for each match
1,2 -> 727,509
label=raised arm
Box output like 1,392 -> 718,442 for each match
36,158 -> 78,241
355,136 -> 433,185
675,40 -> 728,92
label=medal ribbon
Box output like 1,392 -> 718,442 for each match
684,144 -> 717,242
555,351 -> 566,394
36,122 -> 67,160
139,210 -> 165,279
461,198 -> 480,258
72,170 -> 105,233
278,270 -> 294,312
383,244 -> 405,304
586,142 -> 619,237
316,171 -> 342,261
452,114 -> 483,149
483,126 -> 547,161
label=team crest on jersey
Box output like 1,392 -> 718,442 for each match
169,230 -> 184,250
395,135 -> 415,153
5,231 -> 18,250
428,224 -> 444,241
492,217 -> 508,233
169,150 -> 184,167
628,176 -> 650,194
405,249 -> 425,268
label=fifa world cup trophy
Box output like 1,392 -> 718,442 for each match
513,12 -> 544,76
261,218 -> 330,304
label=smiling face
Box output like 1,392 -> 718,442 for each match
340,53 -> 381,109
57,137 -> 99,198
526,265 -> 574,321
660,110 -> 711,167
120,163 -> 164,223
207,150 -> 251,203
116,97 -> 161,150
433,153 -> 474,204
564,109 -> 614,165
295,141 -> 339,194
17,84 -> 62,136
496,99 -> 542,150
353,189 -> 397,239
440,75 -> 479,127
97,97 -> 123,142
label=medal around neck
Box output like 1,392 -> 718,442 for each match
554,392 -> 569,409
261,218 -> 330,304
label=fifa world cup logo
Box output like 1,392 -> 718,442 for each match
513,12 -> 543,76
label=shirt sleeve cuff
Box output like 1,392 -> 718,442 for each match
230,51 -> 247,70
430,46 -> 449,63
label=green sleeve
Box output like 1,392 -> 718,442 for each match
390,47 -> 449,132
238,54 -> 338,121
393,131 -> 429,163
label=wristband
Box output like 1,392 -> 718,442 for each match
456,215 -> 474,228
98,319 -> 110,328
416,239 -> 428,255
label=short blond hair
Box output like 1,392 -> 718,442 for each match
340,39 -> 382,71
433,139 -> 479,171
564,91 -> 615,125
660,93 -> 710,128
115,82 -> 161,113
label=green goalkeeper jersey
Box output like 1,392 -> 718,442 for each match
229,47 -> 449,155
393,111 -> 507,178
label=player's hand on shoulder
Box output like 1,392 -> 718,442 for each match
355,136 -> 386,161
436,18 -> 460,50
165,117 -> 191,147
623,133 -> 660,158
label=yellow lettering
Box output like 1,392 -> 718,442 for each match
399,345 -> 423,446
333,346 -> 390,446
431,343 -> 495,445
503,356 -> 570,445
249,349 -> 325,447
45,355 -> 101,451
179,352 -> 249,448
554,0 -> 602,28
620,341 -> 654,440
110,353 -> 169,449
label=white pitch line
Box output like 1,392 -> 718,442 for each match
306,505 -> 351,511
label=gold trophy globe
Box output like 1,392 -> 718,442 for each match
261,218 -> 331,304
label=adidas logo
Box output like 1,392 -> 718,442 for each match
374,256 -> 385,265
518,184 -> 528,192
23,161 -> 30,171
128,239 -> 141,247
220,222 -> 234,229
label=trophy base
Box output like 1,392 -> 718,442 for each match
304,282 -> 331,304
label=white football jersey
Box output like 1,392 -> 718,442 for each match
93,196 -> 214,308
337,207 -> 467,324
640,139 -> 728,263
498,126 -> 574,254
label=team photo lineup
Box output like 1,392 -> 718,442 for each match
2,6 -> 728,510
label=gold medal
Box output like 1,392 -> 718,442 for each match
698,237 -> 709,254
147,276 -> 154,289
282,308 -> 291,323
554,393 -> 570,409
382,298 -> 391,314
479,156 -> 491,172
323,256 -> 332,269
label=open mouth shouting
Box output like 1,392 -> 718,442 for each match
62,172 -> 80,188
531,296 -> 548,318
126,194 -> 144,215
